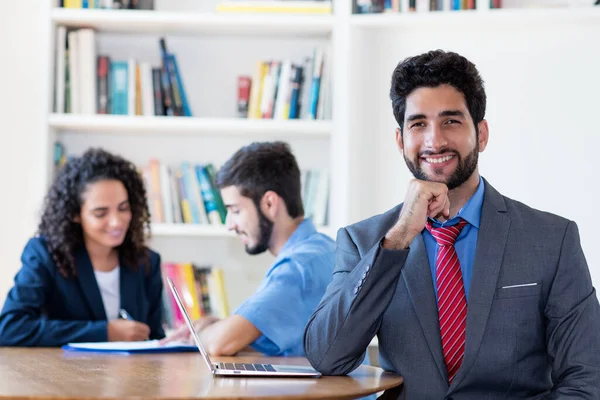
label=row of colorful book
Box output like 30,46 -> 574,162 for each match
237,48 -> 329,121
140,159 -> 225,226
54,28 -> 191,117
356,0 -> 501,13
161,263 -> 229,330
140,158 -> 330,227
61,0 -> 154,9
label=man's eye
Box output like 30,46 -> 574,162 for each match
445,119 -> 460,125
93,213 -> 107,218
411,122 -> 425,128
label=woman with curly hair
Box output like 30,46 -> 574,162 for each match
0,148 -> 165,346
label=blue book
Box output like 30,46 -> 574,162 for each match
110,61 -> 128,115
168,54 -> 192,117
288,66 -> 303,119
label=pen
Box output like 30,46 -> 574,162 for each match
119,308 -> 133,320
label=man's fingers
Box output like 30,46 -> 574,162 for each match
428,195 -> 450,220
159,327 -> 189,345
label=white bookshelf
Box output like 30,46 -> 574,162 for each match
44,0 -> 347,312
51,8 -> 334,36
152,223 -> 234,237
151,223 -> 336,238
39,0 -> 600,311
48,114 -> 333,137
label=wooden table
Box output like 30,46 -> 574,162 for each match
0,348 -> 403,400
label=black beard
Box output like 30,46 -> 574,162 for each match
245,209 -> 274,255
404,144 -> 478,190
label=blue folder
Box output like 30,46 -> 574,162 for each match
62,340 -> 198,355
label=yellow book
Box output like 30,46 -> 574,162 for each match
176,169 -> 193,223
64,0 -> 83,8
212,268 -> 229,317
181,200 -> 193,224
179,263 -> 201,320
135,64 -> 142,116
216,1 -> 332,14
248,62 -> 268,119
148,159 -> 164,223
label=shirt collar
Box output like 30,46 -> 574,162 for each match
277,218 -> 318,259
430,176 -> 485,228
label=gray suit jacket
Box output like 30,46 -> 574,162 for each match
304,179 -> 600,399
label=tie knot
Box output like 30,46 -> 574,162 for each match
426,219 -> 468,246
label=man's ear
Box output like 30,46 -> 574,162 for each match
260,191 -> 279,220
477,119 -> 489,152
395,127 -> 404,154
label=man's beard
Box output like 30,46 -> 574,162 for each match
244,209 -> 274,255
404,144 -> 478,190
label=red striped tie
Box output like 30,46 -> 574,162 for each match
426,219 -> 468,384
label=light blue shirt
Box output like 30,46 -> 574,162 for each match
234,218 -> 335,356
423,176 -> 485,301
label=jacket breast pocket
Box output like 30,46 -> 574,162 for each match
496,283 -> 541,299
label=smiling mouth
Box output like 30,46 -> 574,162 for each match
107,230 -> 124,237
422,154 -> 455,164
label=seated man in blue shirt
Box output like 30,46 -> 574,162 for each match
163,141 -> 335,357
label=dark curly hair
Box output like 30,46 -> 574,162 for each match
38,148 -> 151,278
390,50 -> 487,133
216,141 -> 304,218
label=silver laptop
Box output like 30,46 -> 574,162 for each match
167,277 -> 321,378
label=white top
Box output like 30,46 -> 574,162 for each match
94,266 -> 121,321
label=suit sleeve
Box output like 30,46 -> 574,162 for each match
146,252 -> 166,340
0,240 -> 107,347
544,221 -> 600,399
303,227 -> 409,375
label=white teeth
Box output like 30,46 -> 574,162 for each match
425,155 -> 453,164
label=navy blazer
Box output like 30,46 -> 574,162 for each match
0,237 -> 165,346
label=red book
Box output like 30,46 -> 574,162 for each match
237,76 -> 251,118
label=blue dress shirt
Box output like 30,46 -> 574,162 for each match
423,176 -> 485,301
234,218 -> 335,357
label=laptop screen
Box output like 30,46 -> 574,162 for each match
167,277 -> 216,373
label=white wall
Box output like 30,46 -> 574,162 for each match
0,2 -> 49,308
349,17 -> 600,288
1,4 -> 599,310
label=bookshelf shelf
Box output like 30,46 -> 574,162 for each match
151,223 -> 336,238
152,224 -> 234,237
50,8 -> 334,37
48,114 -> 333,138
350,6 -> 600,28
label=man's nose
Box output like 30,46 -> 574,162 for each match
225,213 -> 236,231
424,124 -> 447,151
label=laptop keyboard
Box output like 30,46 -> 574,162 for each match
221,362 -> 276,372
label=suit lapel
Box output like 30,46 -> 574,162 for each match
75,248 -> 107,321
119,256 -> 139,320
402,234 -> 447,383
450,181 -> 510,390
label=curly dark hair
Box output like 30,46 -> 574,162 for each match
390,50 -> 487,133
38,148 -> 151,278
216,141 -> 304,218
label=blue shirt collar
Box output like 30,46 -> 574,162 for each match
277,218 -> 318,259
430,176 -> 485,228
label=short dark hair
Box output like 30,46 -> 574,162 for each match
216,141 -> 304,218
390,50 -> 487,131
38,148 -> 151,278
